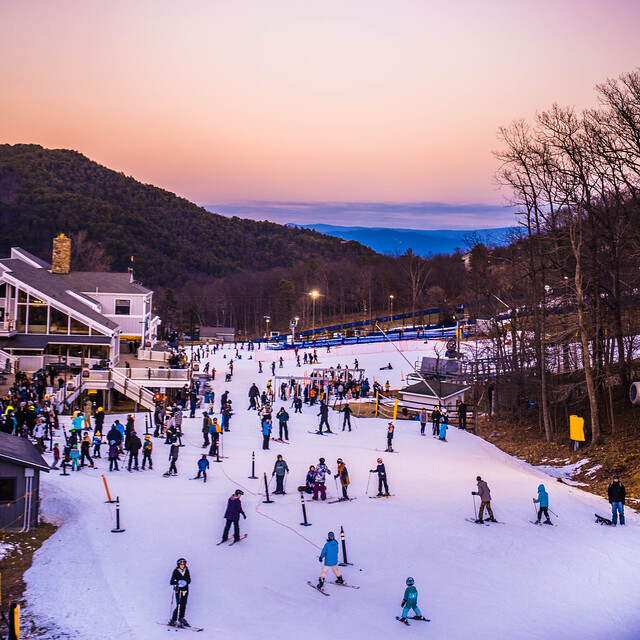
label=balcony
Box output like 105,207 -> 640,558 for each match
0,320 -> 17,337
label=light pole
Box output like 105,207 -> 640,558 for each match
263,315 -> 271,339
310,290 -> 319,342
290,316 -> 299,344
389,295 -> 394,329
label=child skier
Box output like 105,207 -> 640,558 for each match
272,454 -> 289,494
298,465 -> 316,493
169,558 -> 191,628
142,435 -> 153,470
438,414 -> 448,441
399,577 -> 427,623
108,440 -> 119,471
370,458 -> 390,496
317,531 -> 344,589
92,432 -> 102,458
533,484 -> 552,524
69,444 -> 81,471
196,454 -> 210,482
386,423 -> 395,452
51,442 -> 60,469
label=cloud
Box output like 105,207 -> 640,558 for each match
203,201 -> 519,230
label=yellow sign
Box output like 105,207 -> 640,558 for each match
569,415 -> 585,441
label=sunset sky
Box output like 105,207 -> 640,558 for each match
2,0 -> 639,229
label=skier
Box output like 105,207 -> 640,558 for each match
68,444 -> 81,471
261,415 -> 272,450
438,413 -> 448,441
92,432 -> 103,458
317,531 -> 344,589
196,454 -> 210,482
293,396 -> 303,414
276,407 -> 290,441
202,412 -> 211,447
165,440 -> 179,476
141,435 -> 153,470
128,430 -> 142,471
80,432 -> 94,468
399,577 -> 427,623
342,403 -> 352,432
108,440 -> 119,471
369,458 -> 390,496
608,474 -> 626,526
248,383 -> 260,410
386,422 -> 395,452
208,417 -> 222,457
221,489 -> 246,543
472,476 -> 497,523
335,458 -> 350,500
419,408 -> 427,435
457,400 -> 468,430
431,406 -> 441,437
317,400 -> 332,433
272,454 -> 289,494
533,484 -> 552,524
169,558 -> 191,628
51,442 -> 60,469
312,458 -> 331,501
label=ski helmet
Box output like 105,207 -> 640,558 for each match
176,558 -> 187,565
327,531 -> 335,539
144,435 -> 150,440
476,476 -> 482,481
377,458 -> 383,463
235,489 -> 244,496
319,457 -> 325,464
406,577 -> 414,586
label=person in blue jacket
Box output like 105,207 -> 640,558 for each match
317,531 -> 344,589
196,454 -> 210,482
438,412 -> 448,441
399,577 -> 427,622
69,444 -> 81,471
261,416 -> 272,450
533,484 -> 552,524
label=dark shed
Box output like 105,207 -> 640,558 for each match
0,432 -> 50,532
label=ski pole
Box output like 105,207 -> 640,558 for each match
365,471 -> 372,495
548,508 -> 558,518
169,588 -> 175,621
533,500 -> 539,522
472,493 -> 477,520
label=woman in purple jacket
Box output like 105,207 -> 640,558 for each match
221,490 -> 246,542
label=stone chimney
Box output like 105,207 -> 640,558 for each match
52,234 -> 71,274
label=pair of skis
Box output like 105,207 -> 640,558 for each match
396,616 -> 430,625
216,534 -> 248,546
327,497 -> 357,504
464,517 -> 505,526
158,622 -> 204,632
307,580 -> 360,596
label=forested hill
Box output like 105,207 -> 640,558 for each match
0,144 -> 376,286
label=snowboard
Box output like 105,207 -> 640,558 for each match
307,580 -> 330,596
369,494 -> 395,499
595,513 -> 614,525
327,497 -> 357,504
331,581 -> 359,589
157,622 -> 203,632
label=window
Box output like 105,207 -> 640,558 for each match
0,478 -> 16,503
16,305 -> 27,332
50,307 -> 69,334
27,304 -> 47,334
115,299 -> 131,315
70,317 -> 90,335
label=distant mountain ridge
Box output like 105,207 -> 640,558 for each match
292,224 -> 516,256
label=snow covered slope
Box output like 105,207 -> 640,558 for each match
24,340 -> 640,639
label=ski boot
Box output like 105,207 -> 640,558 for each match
335,576 -> 344,584
474,518 -> 484,524
534,520 -> 540,524
544,520 -> 553,525
168,620 -> 177,627
317,577 -> 324,589
179,618 -> 190,627
376,492 -> 384,497
487,517 -> 498,523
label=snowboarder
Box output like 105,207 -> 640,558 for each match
312,458 -> 331,501
169,558 -> 191,628
608,474 -> 626,525
276,407 -> 290,441
342,403 -> 352,431
472,476 -> 496,523
335,458 -> 350,500
298,465 -> 316,493
142,435 -> 153,469
533,484 -> 552,524
419,408 -> 427,435
399,577 -> 427,623
317,400 -> 332,433
370,458 -> 389,496
272,454 -> 289,494
222,489 -> 246,542
196,454 -> 210,482
317,531 -> 344,589
386,422 -> 395,452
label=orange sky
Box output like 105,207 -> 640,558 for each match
2,0 -> 640,226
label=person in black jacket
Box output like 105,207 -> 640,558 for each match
127,430 -> 142,471
608,475 -> 626,525
169,558 -> 191,628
